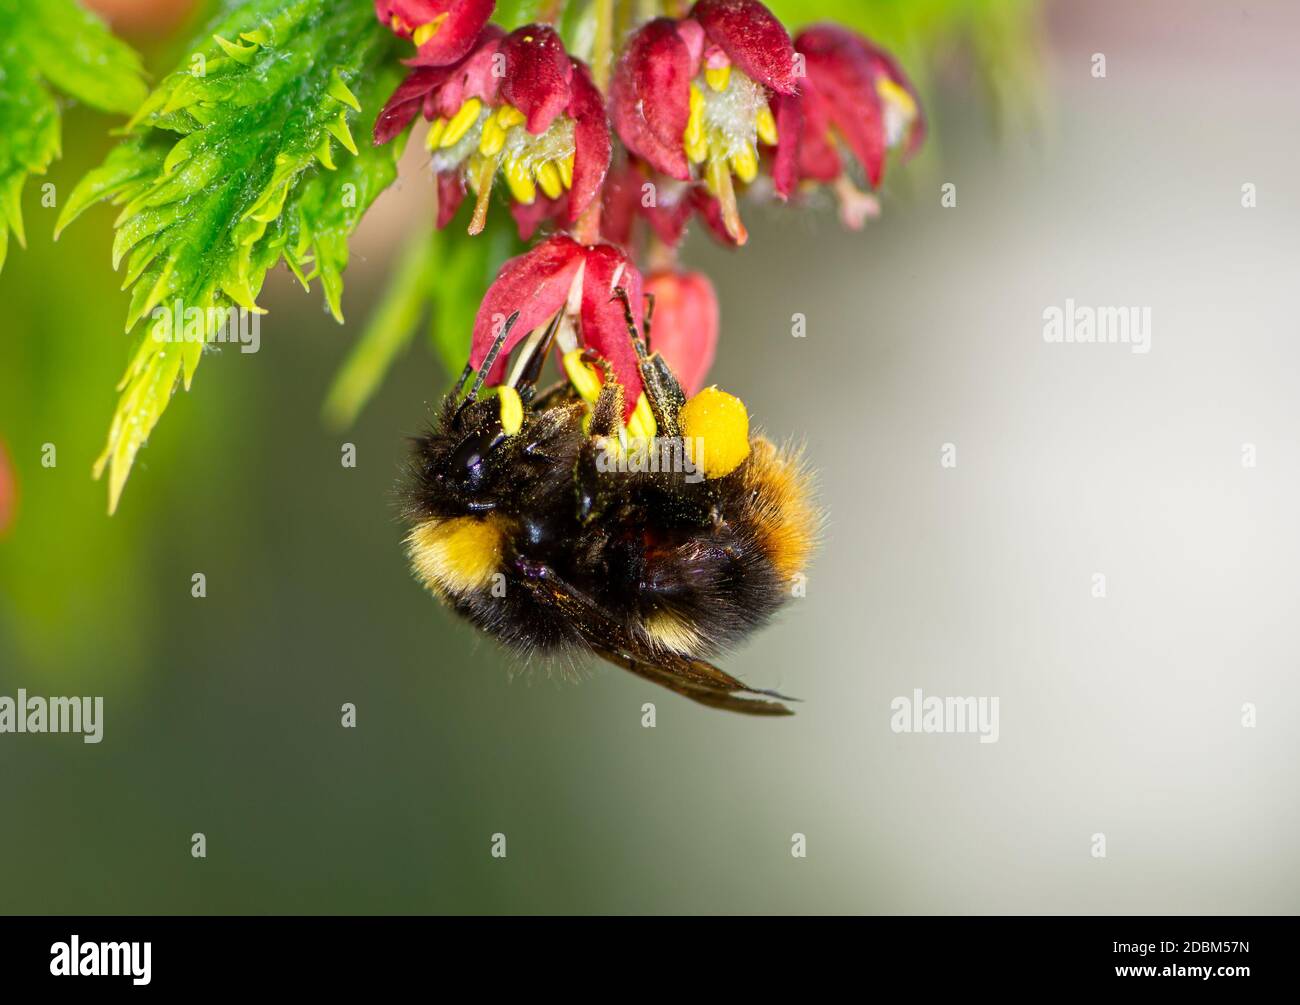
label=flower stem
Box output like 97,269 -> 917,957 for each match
591,0 -> 615,92
575,0 -> 616,245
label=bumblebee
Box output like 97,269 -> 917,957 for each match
403,293 -> 818,715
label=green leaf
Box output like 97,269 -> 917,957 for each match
59,0 -> 405,513
0,0 -> 145,273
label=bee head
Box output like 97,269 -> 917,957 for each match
412,394 -> 521,513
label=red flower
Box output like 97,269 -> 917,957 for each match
376,0 -> 497,67
610,0 -> 799,245
375,25 -> 611,237
643,270 -> 719,396
781,25 -> 924,227
470,236 -> 646,419
599,157 -> 696,249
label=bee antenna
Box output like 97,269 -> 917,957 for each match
642,292 -> 656,352
612,287 -> 649,364
465,311 -> 519,403
452,311 -> 520,426
451,361 -> 474,396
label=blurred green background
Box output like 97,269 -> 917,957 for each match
3,0 -> 1298,914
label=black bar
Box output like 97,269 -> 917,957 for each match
0,916 -> 1291,990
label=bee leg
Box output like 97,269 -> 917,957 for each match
612,287 -> 686,438
584,356 -> 625,439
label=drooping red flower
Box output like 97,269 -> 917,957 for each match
375,25 -> 611,237
780,25 -> 924,227
470,236 -> 646,419
643,269 -> 719,396
375,0 -> 497,67
599,157 -> 697,249
610,0 -> 799,245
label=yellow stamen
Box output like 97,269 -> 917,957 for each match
425,117 -> 448,151
756,104 -> 779,146
441,98 -> 482,148
558,152 -> 575,188
631,392 -> 657,440
504,157 -> 537,204
495,104 -> 526,130
731,144 -> 759,184
563,350 -> 603,402
876,77 -> 918,119
497,386 -> 523,435
685,84 -> 708,164
478,113 -> 506,157
704,64 -> 732,92
535,160 -> 564,200
412,13 -> 449,48
467,154 -> 499,235
706,156 -> 747,245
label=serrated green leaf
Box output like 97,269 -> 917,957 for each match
0,0 -> 146,274
60,0 -> 405,512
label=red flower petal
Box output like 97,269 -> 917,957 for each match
795,25 -> 885,186
509,192 -> 567,241
566,61 -> 612,222
383,0 -> 497,68
644,270 -> 719,395
692,0 -> 798,95
470,236 -> 584,380
435,170 -> 468,228
428,25 -> 505,118
580,244 -> 645,418
500,25 -> 574,134
789,81 -> 842,182
599,160 -> 640,247
857,37 -> 927,158
374,66 -> 450,145
610,18 -> 694,182
770,91 -> 801,197
690,187 -> 742,247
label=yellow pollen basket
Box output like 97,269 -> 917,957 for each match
679,386 -> 751,479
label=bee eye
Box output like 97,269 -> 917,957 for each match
445,424 -> 506,491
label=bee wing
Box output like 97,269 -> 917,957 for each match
517,566 -> 797,716
592,643 -> 797,717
